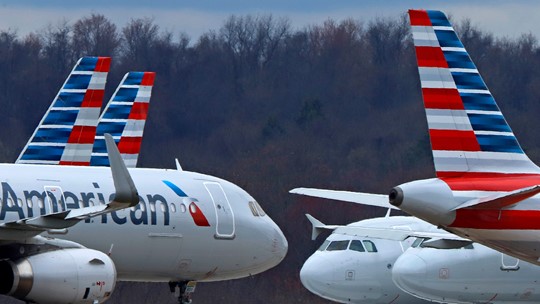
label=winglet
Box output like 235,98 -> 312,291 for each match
105,133 -> 139,207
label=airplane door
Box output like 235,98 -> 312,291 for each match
44,186 -> 66,214
501,253 -> 520,271
204,182 -> 235,239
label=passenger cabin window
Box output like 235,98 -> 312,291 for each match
362,240 -> 378,252
318,240 -> 330,251
326,240 -> 350,251
248,201 -> 260,217
349,240 -> 365,252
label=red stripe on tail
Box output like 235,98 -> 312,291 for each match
118,137 -> 142,154
59,161 -> 91,166
141,72 -> 155,86
415,46 -> 448,68
67,125 -> 96,144
409,10 -> 431,26
81,89 -> 105,108
422,88 -> 464,110
95,57 -> 111,72
128,102 -> 149,120
430,129 -> 480,151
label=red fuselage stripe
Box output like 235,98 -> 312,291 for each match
451,209 -> 540,230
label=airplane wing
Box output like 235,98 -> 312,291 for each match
0,134 -> 139,239
291,187 -> 396,209
305,214 -> 472,248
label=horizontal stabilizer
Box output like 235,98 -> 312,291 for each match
452,185 -> 540,210
305,214 -> 340,240
291,188 -> 396,209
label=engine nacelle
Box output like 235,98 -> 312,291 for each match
0,248 -> 116,304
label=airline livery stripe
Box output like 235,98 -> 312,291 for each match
411,27 -> 439,47
430,129 -> 480,151
474,131 -> 514,136
141,72 -> 156,86
67,126 -> 97,144
426,109 -> 472,130
81,89 -> 105,108
451,209 -> 540,230
457,89 -> 491,94
433,30 -> 464,48
441,173 -> 540,191
422,88 -> 464,110
452,72 -> 488,90
128,102 -> 149,120
409,10 -> 431,26
441,47 -> 466,52
94,57 -> 112,72
415,46 -> 448,68
58,161 -> 91,166
418,67 -> 456,88
118,137 -> 142,154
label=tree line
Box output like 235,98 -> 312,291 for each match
1,12 -> 540,303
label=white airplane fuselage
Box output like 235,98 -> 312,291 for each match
0,164 -> 287,282
300,216 -> 432,304
393,241 -> 540,303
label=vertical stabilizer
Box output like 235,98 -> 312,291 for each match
17,57 -> 110,165
91,72 -> 155,167
409,10 -> 540,177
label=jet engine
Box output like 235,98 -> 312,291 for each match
0,248 -> 116,304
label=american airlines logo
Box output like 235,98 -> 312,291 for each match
0,181 -> 210,227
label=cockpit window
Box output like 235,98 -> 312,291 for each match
248,201 -> 260,217
326,240 -> 350,251
349,240 -> 365,252
318,240 -> 330,251
412,238 -> 426,248
464,243 -> 474,249
362,240 -> 378,252
254,201 -> 266,216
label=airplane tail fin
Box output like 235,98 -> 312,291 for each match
408,10 -> 540,178
91,72 -> 155,167
17,57 -> 110,165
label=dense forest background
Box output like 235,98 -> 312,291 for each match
1,12 -> 540,303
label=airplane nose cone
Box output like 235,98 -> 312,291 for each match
300,254 -> 336,296
392,253 -> 427,294
271,225 -> 288,261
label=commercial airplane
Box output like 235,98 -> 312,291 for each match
299,213 -> 540,304
393,238 -> 540,303
291,8 -> 540,304
300,215 -> 431,304
0,62 -> 287,304
386,9 -> 540,266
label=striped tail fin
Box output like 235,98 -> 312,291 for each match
17,57 -> 110,165
91,72 -> 155,167
408,10 -> 540,178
